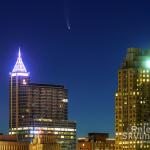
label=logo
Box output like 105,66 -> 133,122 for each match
122,125 -> 150,141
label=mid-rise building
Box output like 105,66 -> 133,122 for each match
9,49 -> 76,150
115,48 -> 150,149
77,133 -> 115,150
0,135 -> 29,150
0,134 -> 61,150
29,134 -> 61,150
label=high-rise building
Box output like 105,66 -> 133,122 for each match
115,48 -> 150,149
9,49 -> 76,150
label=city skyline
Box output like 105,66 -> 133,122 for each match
1,1 -> 150,138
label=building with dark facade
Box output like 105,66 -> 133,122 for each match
115,48 -> 150,149
9,49 -> 76,150
77,133 -> 115,150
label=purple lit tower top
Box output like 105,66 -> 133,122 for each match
10,48 -> 29,77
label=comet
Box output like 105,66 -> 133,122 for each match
66,18 -> 71,30
64,0 -> 71,30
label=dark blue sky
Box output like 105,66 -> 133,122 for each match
1,0 -> 150,137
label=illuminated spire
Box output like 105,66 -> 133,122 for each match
18,47 -> 21,58
12,48 -> 27,73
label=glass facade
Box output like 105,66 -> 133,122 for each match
9,50 -> 76,150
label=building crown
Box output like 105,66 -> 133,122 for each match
12,48 -> 27,73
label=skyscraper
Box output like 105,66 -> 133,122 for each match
9,49 -> 76,150
115,48 -> 150,149
9,49 -> 30,133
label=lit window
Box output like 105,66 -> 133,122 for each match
124,101 -> 127,105
62,99 -> 68,103
23,79 -> 27,85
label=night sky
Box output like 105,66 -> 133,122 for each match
1,0 -> 150,137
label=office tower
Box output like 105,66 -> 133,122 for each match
77,133 -> 115,150
9,49 -> 76,150
9,49 -> 30,133
115,48 -> 150,149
